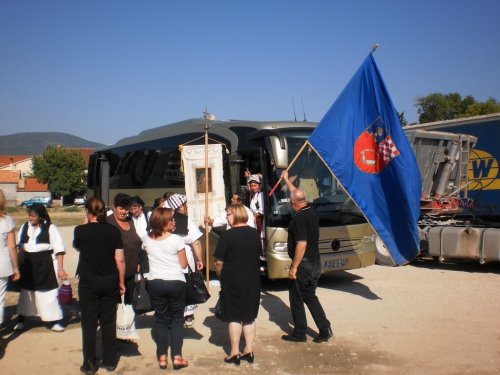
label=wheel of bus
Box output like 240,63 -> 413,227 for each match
375,235 -> 397,267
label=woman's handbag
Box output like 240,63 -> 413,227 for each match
116,295 -> 140,340
58,280 -> 73,305
132,276 -> 152,314
214,291 -> 224,320
185,265 -> 210,305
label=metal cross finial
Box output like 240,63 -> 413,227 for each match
203,108 -> 210,130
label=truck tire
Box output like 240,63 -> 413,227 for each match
21,204 -> 27,209
375,235 -> 397,267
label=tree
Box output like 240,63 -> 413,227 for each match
459,98 -> 500,118
414,92 -> 463,123
414,92 -> 500,124
397,111 -> 408,126
32,145 -> 87,202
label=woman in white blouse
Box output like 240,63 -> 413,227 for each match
164,194 -> 203,327
15,203 -> 68,332
0,189 -> 19,329
142,207 -> 189,370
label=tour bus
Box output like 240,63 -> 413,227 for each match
87,118 -> 376,279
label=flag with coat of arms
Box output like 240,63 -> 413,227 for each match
307,50 -> 421,265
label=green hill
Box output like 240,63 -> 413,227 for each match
0,132 -> 104,155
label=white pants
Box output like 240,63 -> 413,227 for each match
0,276 -> 8,324
17,288 -> 63,322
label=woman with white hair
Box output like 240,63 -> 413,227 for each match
163,194 -> 203,327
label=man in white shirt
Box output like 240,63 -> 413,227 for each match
204,192 -> 256,229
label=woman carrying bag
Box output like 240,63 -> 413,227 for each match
73,197 -> 125,375
142,207 -> 189,370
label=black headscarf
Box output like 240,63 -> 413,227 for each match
28,203 -> 51,229
130,195 -> 145,207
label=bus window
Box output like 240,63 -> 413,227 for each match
267,131 -> 366,228
143,149 -> 184,188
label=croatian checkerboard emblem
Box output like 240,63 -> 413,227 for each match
354,117 -> 399,173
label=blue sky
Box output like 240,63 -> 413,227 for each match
1,0 -> 499,145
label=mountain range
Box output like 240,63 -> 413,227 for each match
0,132 -> 105,155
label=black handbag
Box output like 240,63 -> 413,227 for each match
185,265 -> 210,305
132,277 -> 152,314
214,292 -> 224,320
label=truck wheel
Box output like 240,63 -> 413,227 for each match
375,235 -> 397,267
21,204 -> 27,208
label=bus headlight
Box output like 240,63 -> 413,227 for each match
363,234 -> 375,243
273,242 -> 288,252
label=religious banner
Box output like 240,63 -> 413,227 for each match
181,144 -> 226,227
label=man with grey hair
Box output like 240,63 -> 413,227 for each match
280,171 -> 333,343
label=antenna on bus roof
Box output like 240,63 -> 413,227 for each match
301,97 -> 307,122
292,97 -> 297,121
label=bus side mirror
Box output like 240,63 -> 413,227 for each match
270,135 -> 288,169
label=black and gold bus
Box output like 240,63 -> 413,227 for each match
87,118 -> 376,279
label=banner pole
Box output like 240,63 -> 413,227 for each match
203,108 -> 210,292
268,141 -> 309,196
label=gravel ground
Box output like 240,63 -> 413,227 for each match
1,226 -> 499,375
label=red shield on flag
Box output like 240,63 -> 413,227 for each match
354,123 -> 400,174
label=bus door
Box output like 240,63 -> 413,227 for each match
97,153 -> 110,206
231,149 -> 265,203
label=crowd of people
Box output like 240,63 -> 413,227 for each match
0,178 -> 333,374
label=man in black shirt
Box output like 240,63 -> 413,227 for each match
281,171 -> 333,343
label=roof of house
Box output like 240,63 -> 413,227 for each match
0,170 -> 21,183
0,156 -> 32,169
63,147 -> 94,165
17,178 -> 48,192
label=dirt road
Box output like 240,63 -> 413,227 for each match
1,226 -> 499,374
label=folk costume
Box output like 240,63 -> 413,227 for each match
16,204 -> 66,328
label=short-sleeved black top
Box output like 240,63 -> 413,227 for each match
287,205 -> 320,259
74,222 -> 123,277
213,226 -> 261,322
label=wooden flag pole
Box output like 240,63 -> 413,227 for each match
268,141 -> 309,196
203,108 -> 210,292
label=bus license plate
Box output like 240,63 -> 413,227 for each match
325,259 -> 348,269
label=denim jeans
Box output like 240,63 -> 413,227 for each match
147,279 -> 186,359
288,258 -> 330,337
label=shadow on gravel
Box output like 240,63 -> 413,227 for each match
317,271 -> 381,300
409,258 -> 500,273
202,308 -> 232,355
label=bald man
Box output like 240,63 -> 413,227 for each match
281,171 -> 333,343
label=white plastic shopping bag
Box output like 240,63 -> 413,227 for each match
116,295 -> 140,340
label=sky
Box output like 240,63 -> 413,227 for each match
1,0 -> 499,145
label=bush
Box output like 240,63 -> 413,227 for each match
5,207 -> 22,213
64,206 -> 82,213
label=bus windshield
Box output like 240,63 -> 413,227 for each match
267,130 -> 366,228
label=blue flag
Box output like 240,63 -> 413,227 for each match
308,53 -> 421,265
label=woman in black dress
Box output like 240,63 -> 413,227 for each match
214,204 -> 261,366
73,197 -> 125,375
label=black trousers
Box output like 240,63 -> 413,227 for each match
148,279 -> 186,360
288,258 -> 331,337
78,274 -> 120,369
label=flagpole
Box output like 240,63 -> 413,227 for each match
203,108 -> 210,292
268,141 -> 309,196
